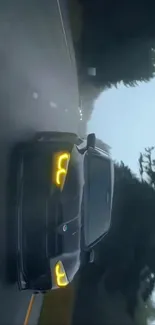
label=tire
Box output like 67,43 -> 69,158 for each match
6,146 -> 22,284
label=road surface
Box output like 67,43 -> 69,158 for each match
0,0 -> 80,324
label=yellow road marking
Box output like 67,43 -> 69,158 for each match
23,294 -> 35,325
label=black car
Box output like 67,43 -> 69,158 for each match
15,132 -> 114,292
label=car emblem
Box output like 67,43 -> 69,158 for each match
63,224 -> 68,232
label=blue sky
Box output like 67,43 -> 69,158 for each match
88,78 -> 155,175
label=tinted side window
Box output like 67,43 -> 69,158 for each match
87,154 -> 111,245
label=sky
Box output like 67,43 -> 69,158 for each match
88,77 -> 155,175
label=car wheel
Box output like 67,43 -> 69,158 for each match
6,147 -> 23,284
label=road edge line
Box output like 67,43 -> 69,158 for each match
56,0 -> 72,62
23,294 -> 35,325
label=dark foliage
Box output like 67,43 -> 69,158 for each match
79,0 -> 155,89
96,151 -> 155,317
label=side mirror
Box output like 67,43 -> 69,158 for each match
87,133 -> 96,149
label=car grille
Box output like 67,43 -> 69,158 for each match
48,193 -> 63,257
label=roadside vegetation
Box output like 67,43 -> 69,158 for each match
74,0 -> 155,89
98,147 -> 155,323
69,0 -> 155,127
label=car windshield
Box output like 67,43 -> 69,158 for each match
85,154 -> 111,246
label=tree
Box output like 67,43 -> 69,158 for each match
96,153 -> 155,318
78,0 -> 155,89
138,153 -> 144,181
139,147 -> 155,187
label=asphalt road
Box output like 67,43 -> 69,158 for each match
0,0 -> 80,324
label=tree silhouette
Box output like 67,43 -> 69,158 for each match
96,153 -> 155,318
78,0 -> 155,89
139,147 -> 155,188
138,153 -> 144,181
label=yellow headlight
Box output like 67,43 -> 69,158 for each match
53,152 -> 70,190
55,261 -> 69,287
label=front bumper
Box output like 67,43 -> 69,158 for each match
16,140 -> 83,291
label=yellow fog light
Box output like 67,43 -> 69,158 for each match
55,261 -> 69,287
53,152 -> 70,190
